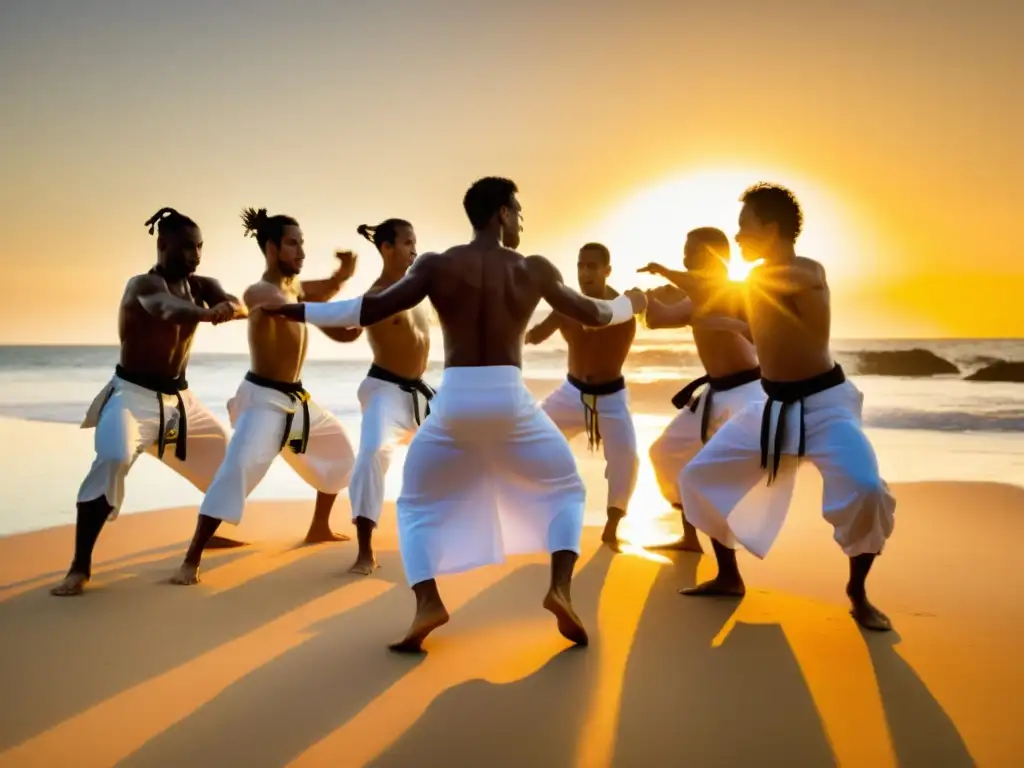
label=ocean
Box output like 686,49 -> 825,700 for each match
0,338 -> 1021,536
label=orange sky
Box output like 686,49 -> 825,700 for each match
0,0 -> 1020,349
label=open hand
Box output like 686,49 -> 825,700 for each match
637,262 -> 668,277
334,250 -> 357,282
624,287 -> 648,314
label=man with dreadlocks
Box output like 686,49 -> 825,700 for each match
346,218 -> 433,576
169,208 -> 360,586
51,207 -> 246,596
259,177 -> 647,653
638,227 -> 763,554
525,242 -> 640,545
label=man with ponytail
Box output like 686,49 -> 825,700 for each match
51,208 -> 246,596
261,177 -> 647,653
346,218 -> 433,576
170,208 -> 361,586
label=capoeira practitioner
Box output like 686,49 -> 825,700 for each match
678,184 -> 896,631
526,243 -> 639,544
51,208 -> 247,596
170,208 -> 360,585
261,177 -> 647,652
640,227 -> 763,553
347,219 -> 434,576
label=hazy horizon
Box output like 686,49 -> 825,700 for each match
2,0 -> 1021,345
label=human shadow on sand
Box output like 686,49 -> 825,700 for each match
118,546 -> 617,768
368,546 -> 619,767
0,541 -> 376,751
864,630 -> 976,766
611,555 -> 837,766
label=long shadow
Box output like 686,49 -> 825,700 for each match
368,546 -> 617,767
863,630 -> 976,766
0,541 -> 373,751
114,549 -> 614,767
612,553 -> 837,766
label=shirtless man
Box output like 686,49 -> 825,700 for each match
261,177 -> 647,652
347,218 -> 433,576
51,207 -> 246,596
639,227 -> 764,553
526,243 -> 639,544
169,208 -> 361,585
677,183 -> 896,632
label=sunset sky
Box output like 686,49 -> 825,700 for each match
0,0 -> 1020,352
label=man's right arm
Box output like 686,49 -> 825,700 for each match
645,297 -> 695,329
266,254 -> 434,328
131,275 -> 217,324
524,255 -> 643,327
525,311 -> 562,344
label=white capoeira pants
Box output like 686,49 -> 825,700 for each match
680,365 -> 895,559
649,369 -> 764,507
199,374 -> 355,525
396,366 -> 586,586
77,370 -> 228,520
349,366 -> 434,526
540,376 -> 639,512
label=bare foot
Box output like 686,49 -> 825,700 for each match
304,528 -> 351,545
388,602 -> 450,654
679,575 -> 745,598
543,589 -> 589,646
848,591 -> 893,632
648,536 -> 704,554
169,563 -> 200,586
206,535 -> 248,549
347,553 -> 380,576
50,572 -> 89,596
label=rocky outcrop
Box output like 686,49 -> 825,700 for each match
852,349 -> 960,377
965,361 -> 1024,382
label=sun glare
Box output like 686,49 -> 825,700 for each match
564,167 -> 860,291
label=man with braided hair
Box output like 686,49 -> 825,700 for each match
346,217 -> 434,577
170,208 -> 361,586
51,208 -> 246,596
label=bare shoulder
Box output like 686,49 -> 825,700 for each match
243,280 -> 286,308
125,272 -> 165,298
522,253 -> 561,283
794,256 -> 826,277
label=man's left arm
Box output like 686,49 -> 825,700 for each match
301,250 -> 357,303
190,275 -> 242,308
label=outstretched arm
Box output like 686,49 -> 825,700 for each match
132,274 -> 238,325
525,311 -> 562,344
265,253 -> 433,328
301,250 -> 357,303
645,297 -> 695,329
189,275 -> 242,308
637,263 -> 699,294
524,255 -> 644,327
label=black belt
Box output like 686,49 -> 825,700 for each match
760,364 -> 846,485
671,366 -> 762,444
367,364 -> 435,426
244,371 -> 312,454
567,374 -> 626,451
114,364 -> 189,461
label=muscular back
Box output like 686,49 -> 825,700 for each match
746,256 -> 833,382
427,243 -> 544,368
118,273 -> 205,379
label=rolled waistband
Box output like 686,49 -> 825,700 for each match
761,364 -> 845,403
115,364 -> 187,395
244,370 -> 308,396
439,365 -> 523,387
567,374 -> 626,396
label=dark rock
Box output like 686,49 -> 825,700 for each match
854,349 -> 960,377
965,361 -> 1024,382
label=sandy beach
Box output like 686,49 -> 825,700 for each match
0,402 -> 1020,768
